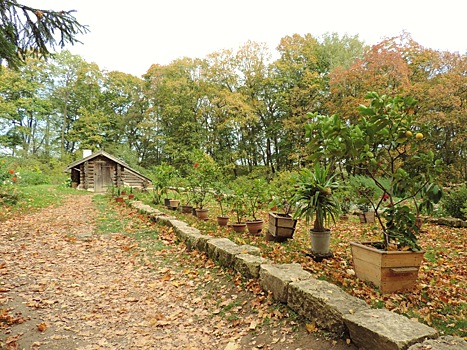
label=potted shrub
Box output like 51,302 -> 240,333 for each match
168,188 -> 180,210
291,163 -> 340,260
128,187 -> 135,200
234,177 -> 269,235
150,164 -> 176,206
306,92 -> 443,292
178,178 -> 195,214
189,152 -> 220,220
268,170 -> 298,241
349,175 -> 379,224
114,186 -> 124,203
212,180 -> 231,226
229,181 -> 247,233
335,188 -> 351,221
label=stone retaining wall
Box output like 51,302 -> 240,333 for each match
129,200 -> 467,350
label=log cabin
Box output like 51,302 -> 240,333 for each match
65,150 -> 152,193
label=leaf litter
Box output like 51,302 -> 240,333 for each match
0,194 -> 355,349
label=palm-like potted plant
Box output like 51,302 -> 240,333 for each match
291,163 -> 340,259
306,92 -> 443,292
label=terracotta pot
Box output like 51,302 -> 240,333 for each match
115,197 -> 124,203
195,208 -> 209,220
217,216 -> 229,226
246,219 -> 264,235
128,194 -> 135,200
232,222 -> 247,233
169,199 -> 180,208
180,205 -> 193,214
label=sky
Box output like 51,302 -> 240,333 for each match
27,0 -> 467,77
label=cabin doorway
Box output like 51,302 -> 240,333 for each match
94,160 -> 113,193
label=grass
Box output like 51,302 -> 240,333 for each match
93,195 -> 169,255
0,184 -> 88,221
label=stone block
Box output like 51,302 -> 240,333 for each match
437,217 -> 463,228
194,234 -> 211,253
259,263 -> 312,303
206,238 -> 238,261
185,232 -> 211,251
344,308 -> 438,350
408,336 -> 467,350
217,244 -> 261,268
287,278 -> 368,336
129,200 -> 143,209
233,254 -> 271,279
152,215 -> 176,225
169,220 -> 199,241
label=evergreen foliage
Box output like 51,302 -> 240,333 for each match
0,0 -> 88,69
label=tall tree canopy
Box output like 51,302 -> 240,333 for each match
2,31 -> 467,183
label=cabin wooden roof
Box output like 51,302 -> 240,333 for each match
65,150 -> 152,183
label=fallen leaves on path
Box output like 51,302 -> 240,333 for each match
0,195 -> 355,350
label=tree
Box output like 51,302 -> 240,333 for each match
101,71 -> 151,164
307,92 -> 442,250
0,58 -> 52,156
271,34 -> 325,168
46,51 -> 103,157
144,58 -> 206,167
0,0 -> 88,69
327,41 -> 411,123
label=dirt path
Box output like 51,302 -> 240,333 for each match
0,194 -> 356,350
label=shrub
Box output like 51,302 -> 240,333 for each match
442,185 -> 467,220
19,169 -> 51,185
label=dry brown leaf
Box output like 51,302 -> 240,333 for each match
305,321 -> 318,333
36,322 -> 47,332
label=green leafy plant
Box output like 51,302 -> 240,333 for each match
306,92 -> 443,250
0,158 -> 20,205
348,175 -> 380,211
269,170 -> 297,215
443,185 -> 467,220
232,176 -> 269,221
230,178 -> 247,224
150,163 -> 176,204
212,180 -> 231,217
291,163 -> 340,232
187,152 -> 221,209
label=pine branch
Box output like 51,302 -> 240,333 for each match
0,0 -> 89,69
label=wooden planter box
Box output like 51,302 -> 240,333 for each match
268,212 -> 297,239
358,211 -> 375,223
350,241 -> 425,293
